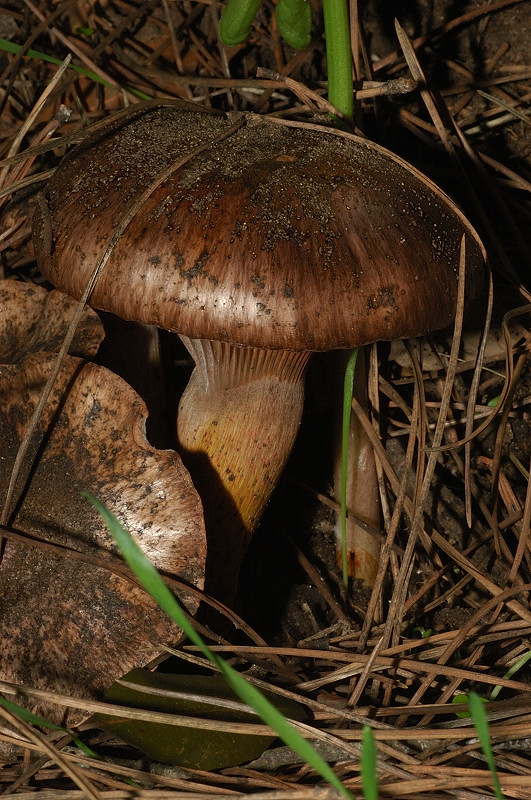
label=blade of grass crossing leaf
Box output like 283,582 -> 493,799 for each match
84,493 -> 352,799
361,725 -> 378,800
341,348 -> 358,589
0,695 -> 65,732
0,695 -> 141,786
468,692 -> 504,800
0,696 -> 98,758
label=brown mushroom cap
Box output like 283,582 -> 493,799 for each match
33,102 -> 486,351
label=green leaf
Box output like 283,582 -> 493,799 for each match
84,493 -> 353,797
74,26 -> 95,37
218,0 -> 262,46
274,0 -> 312,50
453,692 -> 487,718
413,626 -> 434,639
93,669 -> 306,769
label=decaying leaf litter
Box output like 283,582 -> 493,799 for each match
0,0 -> 530,797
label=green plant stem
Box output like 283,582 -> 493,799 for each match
321,0 -> 353,123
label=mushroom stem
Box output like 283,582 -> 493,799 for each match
97,318 -> 167,448
334,348 -> 381,587
177,337 -> 311,603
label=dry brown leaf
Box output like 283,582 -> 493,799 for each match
0,278 -> 104,362
0,351 -> 206,724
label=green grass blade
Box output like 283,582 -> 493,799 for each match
507,451 -> 529,480
0,38 -> 151,100
490,649 -> 531,701
361,725 -> 378,800
85,492 -> 353,799
468,691 -> 504,800
0,696 -> 98,758
0,37 -> 104,81
0,695 -> 65,732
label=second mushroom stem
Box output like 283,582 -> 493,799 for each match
334,346 -> 381,588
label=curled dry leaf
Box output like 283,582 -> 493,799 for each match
0,278 -> 104,362
0,351 -> 206,724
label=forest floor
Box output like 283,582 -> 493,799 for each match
0,0 -> 530,797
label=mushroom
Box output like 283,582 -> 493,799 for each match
33,102 -> 486,604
